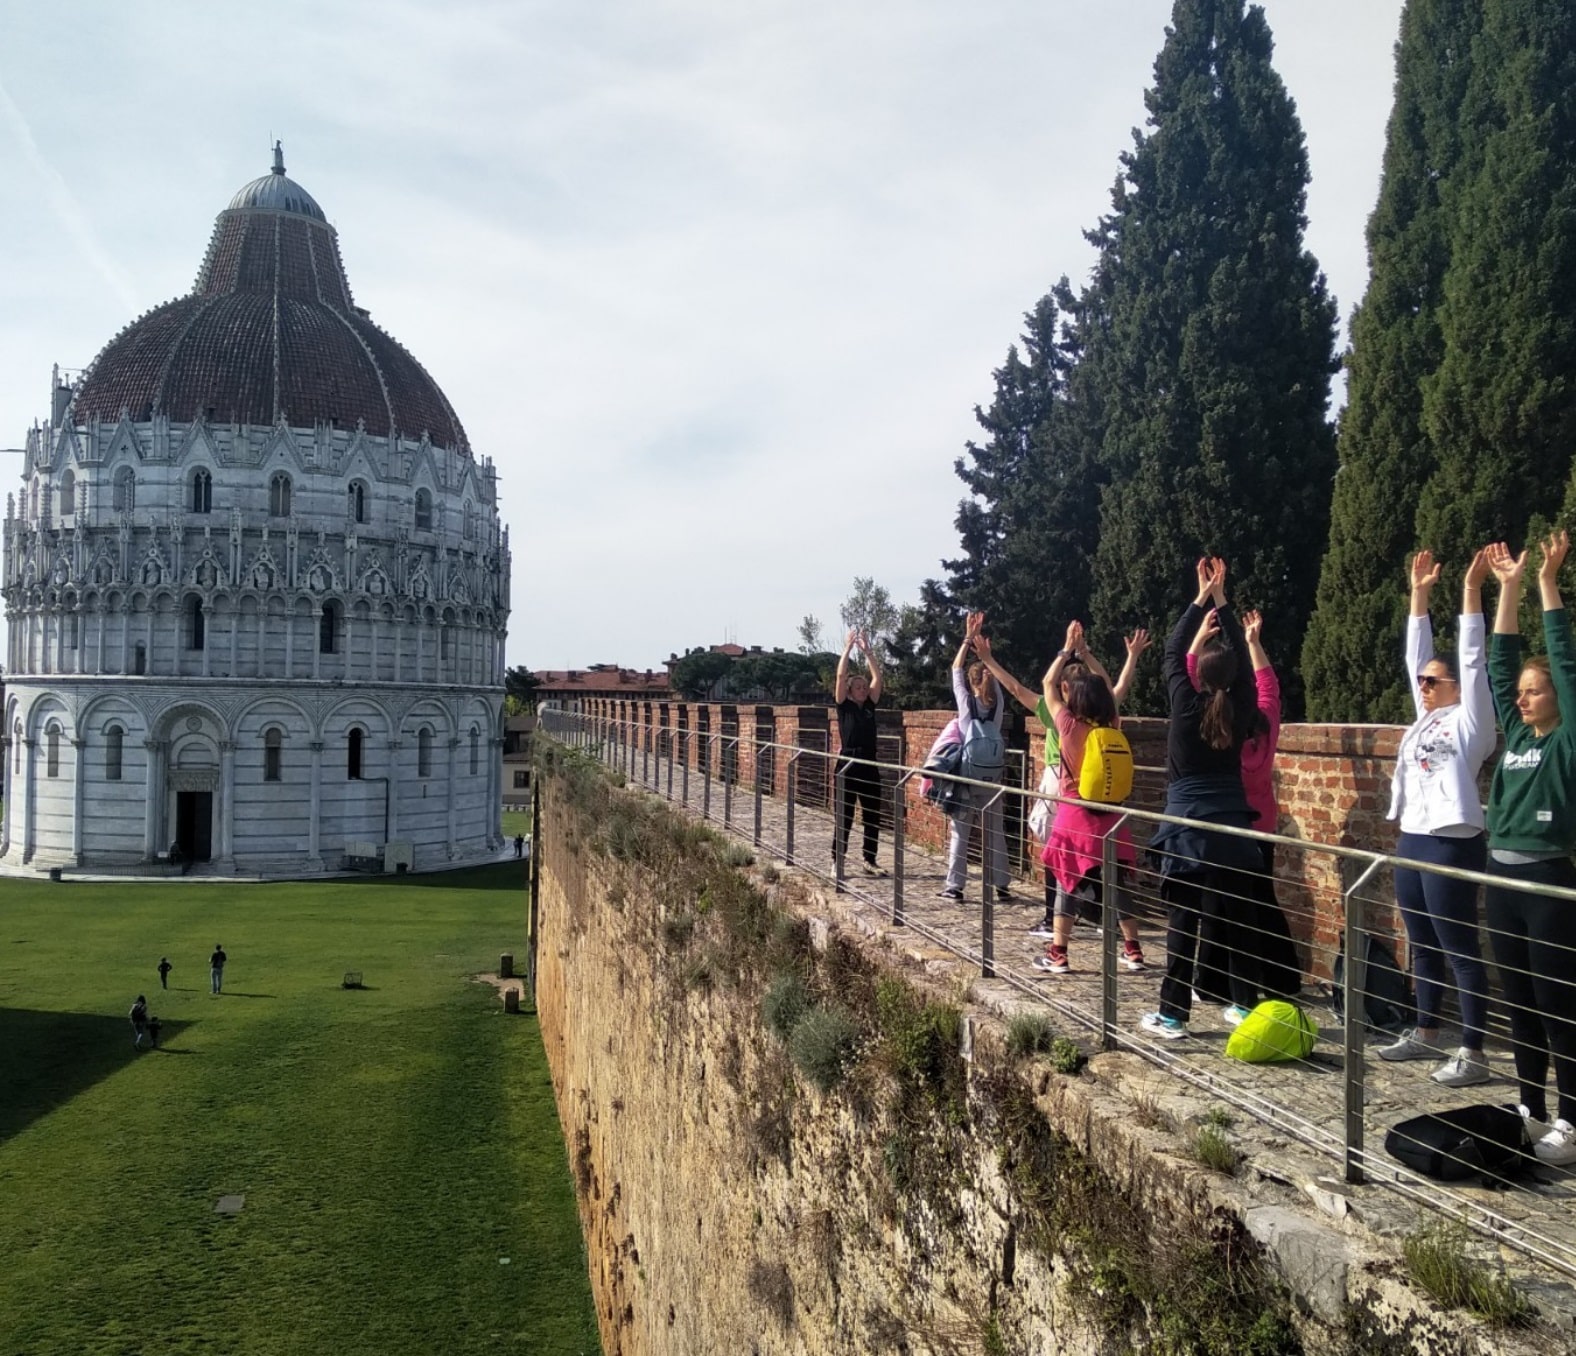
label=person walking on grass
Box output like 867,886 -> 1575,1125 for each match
1482,532 -> 1576,1165
939,612 -> 1010,902
130,995 -> 150,1049
1139,558 -> 1263,1041
157,956 -> 172,990
1023,621 -> 1148,977
1377,548 -> 1496,1088
210,943 -> 227,995
833,628 -> 887,877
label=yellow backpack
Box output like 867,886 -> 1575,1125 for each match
1078,725 -> 1134,804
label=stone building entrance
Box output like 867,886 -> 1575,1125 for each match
176,790 -> 213,862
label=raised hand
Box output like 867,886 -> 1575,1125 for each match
1189,609 -> 1220,653
965,610 -> 987,640
1063,619 -> 1082,654
1208,557 -> 1228,601
1463,547 -> 1491,590
1411,549 -> 1441,591
1486,542 -> 1527,586
973,632 -> 993,660
1124,627 -> 1151,661
1242,609 -> 1263,645
1540,529 -> 1570,583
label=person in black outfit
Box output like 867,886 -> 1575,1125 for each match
1140,558 -> 1264,1039
130,995 -> 150,1049
834,628 -> 887,876
157,957 -> 172,990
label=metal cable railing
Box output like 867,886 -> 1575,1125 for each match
538,705 -> 1576,1286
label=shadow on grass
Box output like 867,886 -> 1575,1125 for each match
332,861 -> 526,892
0,1010 -> 193,1142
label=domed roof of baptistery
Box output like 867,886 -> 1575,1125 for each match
70,144 -> 469,454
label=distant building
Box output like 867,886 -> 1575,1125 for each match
534,664 -> 671,707
1,147 -> 509,874
502,714 -> 535,807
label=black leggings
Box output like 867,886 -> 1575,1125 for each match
1159,866 -> 1263,1020
1485,856 -> 1576,1125
835,763 -> 883,865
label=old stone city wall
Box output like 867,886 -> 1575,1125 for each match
530,744 -> 1544,1356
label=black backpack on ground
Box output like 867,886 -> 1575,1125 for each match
1384,1104 -> 1535,1183
1330,934 -> 1415,1035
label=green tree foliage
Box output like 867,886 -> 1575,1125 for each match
1074,0 -> 1338,714
797,614 -> 825,654
1415,2 -> 1576,553
881,581 -> 961,710
732,650 -> 832,702
839,577 -> 899,647
668,649 -> 734,700
943,291 -> 1102,676
504,665 -> 540,712
1302,0 -> 1484,720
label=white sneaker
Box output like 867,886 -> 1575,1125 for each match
1139,1012 -> 1188,1040
1430,1049 -> 1492,1087
1535,1119 -> 1576,1167
1375,1028 -> 1442,1062
1222,1005 -> 1251,1028
1518,1104 -> 1549,1139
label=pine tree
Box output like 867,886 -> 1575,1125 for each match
1414,1 -> 1576,554
1302,0 -> 1484,721
944,290 -> 1102,677
1079,0 -> 1339,714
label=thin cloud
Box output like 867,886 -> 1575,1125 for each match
0,73 -> 138,314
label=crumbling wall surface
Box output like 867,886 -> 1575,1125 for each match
534,752 -> 1546,1356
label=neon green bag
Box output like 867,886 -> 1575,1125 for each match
1225,1000 -> 1318,1064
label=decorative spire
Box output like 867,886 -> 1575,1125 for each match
272,141 -> 285,176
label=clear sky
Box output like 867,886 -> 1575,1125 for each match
0,0 -> 1405,672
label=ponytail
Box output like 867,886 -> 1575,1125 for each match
1199,688 -> 1236,751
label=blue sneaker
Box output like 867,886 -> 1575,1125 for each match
1222,1005 -> 1251,1029
1139,1012 -> 1188,1040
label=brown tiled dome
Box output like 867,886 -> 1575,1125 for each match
70,146 -> 469,454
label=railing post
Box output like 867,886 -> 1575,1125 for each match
786,750 -> 800,864
1344,857 -> 1384,1186
753,737 -> 763,848
833,762 -> 847,891
724,737 -> 735,828
981,788 -> 998,978
891,770 -> 907,927
666,730 -> 674,800
1101,815 -> 1128,1052
642,720 -> 650,786
681,728 -> 690,805
702,734 -> 712,820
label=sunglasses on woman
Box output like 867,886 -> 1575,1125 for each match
1416,673 -> 1456,690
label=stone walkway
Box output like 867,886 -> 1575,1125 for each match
603,735 -> 1576,1297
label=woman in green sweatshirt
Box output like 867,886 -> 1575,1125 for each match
1485,531 -> 1576,1165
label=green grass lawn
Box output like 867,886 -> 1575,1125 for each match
0,864 -> 599,1356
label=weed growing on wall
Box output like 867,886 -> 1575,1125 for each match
1005,1012 -> 1055,1059
1402,1221 -> 1533,1328
788,1007 -> 861,1092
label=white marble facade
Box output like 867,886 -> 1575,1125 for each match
0,152 -> 509,873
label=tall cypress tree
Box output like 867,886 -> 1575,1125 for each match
944,291 -> 1102,674
1414,1 -> 1576,553
1078,0 -> 1338,714
1302,0 -> 1483,721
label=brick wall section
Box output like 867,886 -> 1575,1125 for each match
565,698 -> 1414,977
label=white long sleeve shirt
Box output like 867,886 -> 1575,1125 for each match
1387,612 -> 1496,836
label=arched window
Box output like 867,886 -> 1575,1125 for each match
319,602 -> 338,655
264,728 -> 282,782
349,480 -> 367,524
463,501 -> 475,540
66,612 -> 79,650
14,720 -> 23,773
269,472 -> 292,517
417,727 -> 432,778
46,723 -> 61,778
186,595 -> 205,651
40,484 -> 52,522
29,481 -> 38,519
106,725 -> 124,781
114,466 -> 135,513
192,468 -> 212,514
59,469 -> 75,515
348,727 -> 364,781
133,642 -> 147,676
440,625 -> 452,662
414,488 -> 432,530
469,725 -> 479,776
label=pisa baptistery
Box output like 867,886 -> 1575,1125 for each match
1,146 -> 510,875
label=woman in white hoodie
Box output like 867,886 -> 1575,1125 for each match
1377,548 -> 1497,1086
